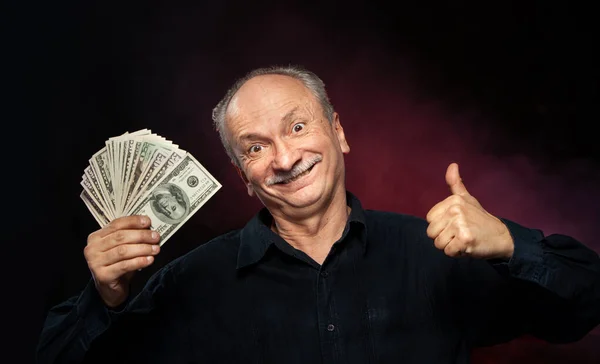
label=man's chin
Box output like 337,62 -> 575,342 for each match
281,195 -> 321,210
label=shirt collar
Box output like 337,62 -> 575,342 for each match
236,191 -> 367,269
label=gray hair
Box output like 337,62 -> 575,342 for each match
211,65 -> 335,167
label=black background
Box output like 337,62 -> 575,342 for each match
5,0 -> 599,362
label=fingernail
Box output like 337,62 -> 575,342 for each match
146,256 -> 154,263
152,245 -> 159,252
140,216 -> 148,225
151,231 -> 158,240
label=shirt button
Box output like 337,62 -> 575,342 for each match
327,324 -> 335,332
321,271 -> 329,278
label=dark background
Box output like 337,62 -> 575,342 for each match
5,0 -> 599,363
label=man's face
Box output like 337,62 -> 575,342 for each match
224,75 -> 350,216
157,194 -> 186,220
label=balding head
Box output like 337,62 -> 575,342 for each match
212,66 -> 335,167
227,74 -> 316,132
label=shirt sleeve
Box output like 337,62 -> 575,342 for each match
35,279 -> 119,364
36,263 -> 178,364
457,218 -> 600,347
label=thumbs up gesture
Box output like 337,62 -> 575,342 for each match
426,163 -> 515,260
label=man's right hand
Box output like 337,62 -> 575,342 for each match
84,215 -> 161,308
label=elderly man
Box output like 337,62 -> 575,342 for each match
37,66 -> 600,363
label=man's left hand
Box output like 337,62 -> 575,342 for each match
426,163 -> 514,260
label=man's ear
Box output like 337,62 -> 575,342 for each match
332,112 -> 350,154
232,160 -> 255,197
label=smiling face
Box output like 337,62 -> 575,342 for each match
224,74 -> 350,217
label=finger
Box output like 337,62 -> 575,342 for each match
426,196 -> 453,223
94,215 -> 152,240
100,243 -> 160,266
426,214 -> 450,240
100,229 -> 160,252
446,162 -> 470,196
433,222 -> 457,251
104,255 -> 156,278
444,240 -> 464,257
426,195 -> 464,223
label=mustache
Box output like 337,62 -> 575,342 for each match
265,155 -> 322,186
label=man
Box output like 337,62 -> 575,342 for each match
37,66 -> 600,363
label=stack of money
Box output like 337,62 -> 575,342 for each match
80,129 -> 222,246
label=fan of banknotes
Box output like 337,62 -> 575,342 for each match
80,129 -> 222,246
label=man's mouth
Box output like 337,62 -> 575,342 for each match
277,164 -> 315,185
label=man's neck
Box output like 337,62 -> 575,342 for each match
270,188 -> 350,265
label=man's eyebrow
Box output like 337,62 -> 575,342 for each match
281,106 -> 300,125
237,107 -> 301,143
238,132 -> 263,143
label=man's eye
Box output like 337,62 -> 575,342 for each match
292,123 -> 305,133
249,145 -> 262,154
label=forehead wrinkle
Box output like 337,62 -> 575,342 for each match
233,100 -> 321,147
234,98 -> 300,129
225,75 -> 323,145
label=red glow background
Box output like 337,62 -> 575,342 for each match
6,0 -> 599,362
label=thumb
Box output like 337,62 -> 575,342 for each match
446,162 -> 470,196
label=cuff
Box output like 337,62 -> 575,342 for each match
75,279 -> 117,340
497,218 -> 545,284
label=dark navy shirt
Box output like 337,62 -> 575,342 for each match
37,192 -> 600,363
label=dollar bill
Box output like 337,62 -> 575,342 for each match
90,147 -> 116,218
125,150 -> 186,214
129,154 -> 221,246
81,169 -> 111,220
122,137 -> 183,213
81,190 -> 110,227
81,130 -> 221,246
119,129 -> 152,211
123,149 -> 170,214
118,138 -> 136,213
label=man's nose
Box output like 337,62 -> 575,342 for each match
271,140 -> 300,171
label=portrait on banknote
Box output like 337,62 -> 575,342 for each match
150,183 -> 190,224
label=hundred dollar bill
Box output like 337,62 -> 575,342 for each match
118,138 -> 136,212
81,170 -> 111,220
83,166 -> 106,207
81,190 -> 110,227
115,139 -> 125,213
123,149 -> 171,214
129,154 -> 221,246
90,147 -> 116,218
122,137 -> 182,212
119,129 -> 152,211
122,139 -> 144,210
124,148 -> 186,214
105,138 -> 119,211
